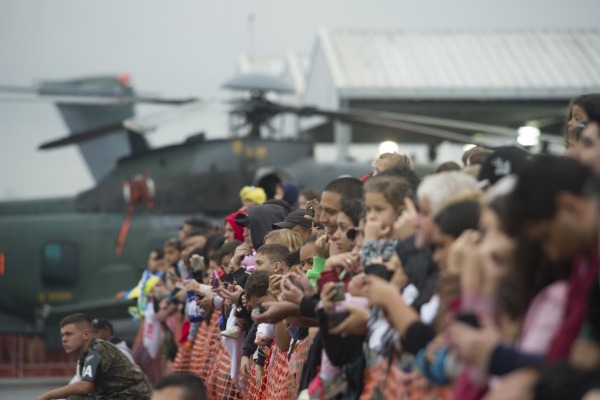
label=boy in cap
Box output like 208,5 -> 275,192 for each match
272,208 -> 314,241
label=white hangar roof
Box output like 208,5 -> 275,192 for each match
311,29 -> 600,100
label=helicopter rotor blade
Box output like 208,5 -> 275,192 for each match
267,102 -> 563,147
342,107 -> 565,146
122,100 -> 208,133
38,123 -> 126,150
0,84 -> 197,106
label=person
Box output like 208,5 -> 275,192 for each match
272,208 -> 314,241
239,185 -> 267,208
462,146 -> 488,167
179,218 -> 213,242
329,199 -> 365,254
36,313 -> 151,400
299,235 -> 317,273
435,161 -> 461,173
415,171 -> 479,247
224,209 -> 246,243
115,248 -> 165,319
92,318 -> 135,364
254,243 -> 291,274
274,181 -> 300,207
310,177 -> 363,237
578,119 -> 600,174
152,373 -> 208,400
372,152 -> 414,175
476,145 -> 530,190
263,228 -> 303,252
298,188 -> 320,207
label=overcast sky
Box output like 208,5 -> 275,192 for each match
1,0 -> 599,200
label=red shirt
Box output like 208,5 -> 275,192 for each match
546,247 -> 599,360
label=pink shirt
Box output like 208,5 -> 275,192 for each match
518,281 -> 568,355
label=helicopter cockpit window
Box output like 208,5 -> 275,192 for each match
41,242 -> 79,287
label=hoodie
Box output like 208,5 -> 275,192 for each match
225,209 -> 246,242
246,204 -> 286,249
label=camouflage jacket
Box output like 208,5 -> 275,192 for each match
76,338 -> 151,399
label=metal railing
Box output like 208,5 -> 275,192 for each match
0,335 -> 75,378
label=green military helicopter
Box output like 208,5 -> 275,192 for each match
0,74 -> 564,348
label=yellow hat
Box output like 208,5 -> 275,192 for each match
239,186 -> 266,205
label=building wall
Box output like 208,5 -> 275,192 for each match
300,39 -> 339,132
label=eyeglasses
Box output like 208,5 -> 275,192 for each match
346,227 -> 362,241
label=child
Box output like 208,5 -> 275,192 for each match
361,175 -> 412,359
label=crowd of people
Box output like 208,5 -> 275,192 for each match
38,93 -> 600,399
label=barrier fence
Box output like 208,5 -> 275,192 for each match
0,335 -> 75,378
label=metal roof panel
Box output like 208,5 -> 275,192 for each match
318,30 -> 600,99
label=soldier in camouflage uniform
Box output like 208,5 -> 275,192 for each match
36,313 -> 152,400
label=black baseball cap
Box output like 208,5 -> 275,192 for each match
477,146 -> 530,188
272,208 -> 312,230
92,318 -> 113,333
234,212 -> 249,228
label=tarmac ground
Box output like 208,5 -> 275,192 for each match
0,377 -> 70,400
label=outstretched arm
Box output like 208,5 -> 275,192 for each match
36,380 -> 94,400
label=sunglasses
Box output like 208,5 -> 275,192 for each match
346,227 -> 362,241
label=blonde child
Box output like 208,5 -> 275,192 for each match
361,175 -> 412,360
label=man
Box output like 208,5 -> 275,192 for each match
272,208 -> 313,241
579,120 -> 600,174
92,318 -> 135,364
461,156 -> 600,400
315,177 -> 363,236
415,171 -> 479,247
152,373 -> 207,400
36,313 -> 151,400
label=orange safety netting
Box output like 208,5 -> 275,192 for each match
171,339 -> 193,373
254,344 -> 274,400
193,313 -> 222,383
188,315 -> 210,376
360,360 -> 453,400
205,340 -> 243,400
182,312 -> 303,400
262,346 -> 296,400
289,338 -> 311,391
238,362 -> 261,399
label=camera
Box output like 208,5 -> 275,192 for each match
305,207 -> 315,218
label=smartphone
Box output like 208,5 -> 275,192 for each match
330,282 -> 346,302
305,207 -> 315,218
211,271 -> 221,289
327,309 -> 350,329
455,312 -> 480,328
